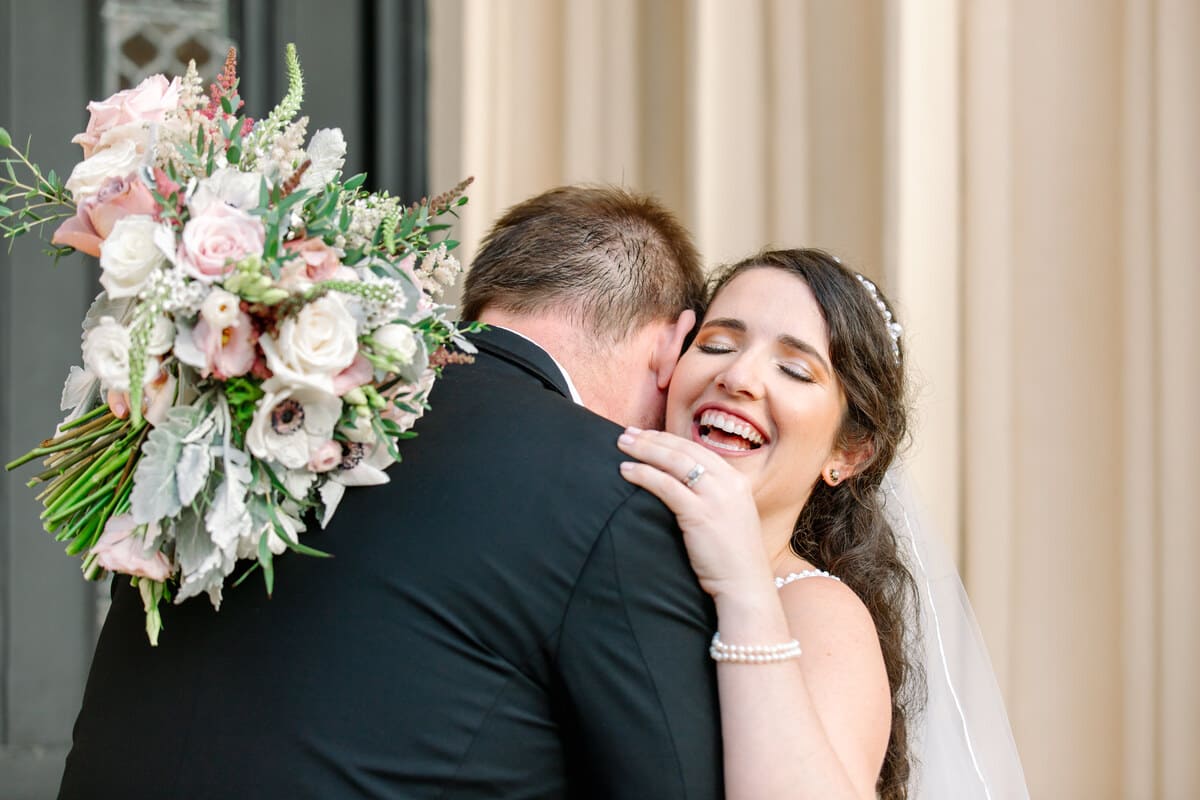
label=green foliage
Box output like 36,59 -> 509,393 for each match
223,376 -> 265,447
0,132 -> 75,249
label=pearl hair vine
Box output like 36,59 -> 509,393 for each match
854,273 -> 903,365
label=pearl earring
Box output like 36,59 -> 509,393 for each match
829,469 -> 840,484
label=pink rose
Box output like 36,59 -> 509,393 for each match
72,75 -> 182,158
178,203 -> 265,282
52,174 -> 159,257
307,440 -> 343,472
90,514 -> 172,581
194,311 -> 257,379
333,353 -> 373,396
281,237 -> 343,287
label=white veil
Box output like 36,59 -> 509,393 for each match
882,471 -> 1030,799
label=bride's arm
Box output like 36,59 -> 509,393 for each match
618,428 -> 890,800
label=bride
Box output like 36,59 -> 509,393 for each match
618,249 -> 1027,799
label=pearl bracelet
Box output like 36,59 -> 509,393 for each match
709,631 -> 802,664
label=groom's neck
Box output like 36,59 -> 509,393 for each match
476,309 -> 658,427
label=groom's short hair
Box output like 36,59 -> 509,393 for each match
462,185 -> 705,341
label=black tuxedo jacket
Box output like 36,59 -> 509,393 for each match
60,328 -> 722,799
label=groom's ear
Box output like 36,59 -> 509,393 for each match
651,309 -> 697,390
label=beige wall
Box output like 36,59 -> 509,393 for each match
429,1 -> 1200,797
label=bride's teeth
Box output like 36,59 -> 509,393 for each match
697,409 -> 765,446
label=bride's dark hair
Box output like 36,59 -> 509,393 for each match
707,249 -> 922,799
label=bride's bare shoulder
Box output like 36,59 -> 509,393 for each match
777,568 -> 881,660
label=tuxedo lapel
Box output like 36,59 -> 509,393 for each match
468,327 -> 572,400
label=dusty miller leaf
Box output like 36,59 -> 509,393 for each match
206,444 -> 254,553
60,365 -> 98,420
130,405 -> 205,525
82,292 -> 134,336
176,442 -> 213,507
172,505 -> 234,608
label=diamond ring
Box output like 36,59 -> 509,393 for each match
683,463 -> 705,489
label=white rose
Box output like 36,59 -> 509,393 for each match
65,123 -> 151,199
99,215 -> 166,298
146,314 -> 175,356
260,294 -> 358,393
81,316 -> 132,392
245,379 -> 342,470
188,167 -> 262,215
199,287 -> 242,329
372,323 -> 417,366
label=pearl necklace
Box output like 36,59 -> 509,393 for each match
775,569 -> 841,589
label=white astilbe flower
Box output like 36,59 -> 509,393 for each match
177,60 -> 207,112
343,193 -> 401,252
263,115 -> 309,181
415,243 -> 461,298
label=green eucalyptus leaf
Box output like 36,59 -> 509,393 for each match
0,127 -> 11,148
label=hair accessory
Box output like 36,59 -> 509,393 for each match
854,273 -> 903,365
709,632 -> 802,664
829,468 -> 840,484
683,463 -> 706,489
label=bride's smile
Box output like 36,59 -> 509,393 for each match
666,266 -> 852,533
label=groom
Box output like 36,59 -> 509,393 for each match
59,185 -> 723,798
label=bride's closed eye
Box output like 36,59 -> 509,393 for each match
695,341 -> 735,355
778,361 -> 815,383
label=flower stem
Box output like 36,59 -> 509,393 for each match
44,467 -> 122,526
59,405 -> 110,432
31,428 -> 124,484
7,418 -> 123,470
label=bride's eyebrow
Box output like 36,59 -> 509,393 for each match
778,334 -> 831,374
699,317 -> 745,332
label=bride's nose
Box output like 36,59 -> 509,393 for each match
715,353 -> 764,399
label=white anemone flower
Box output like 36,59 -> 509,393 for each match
245,379 -> 341,470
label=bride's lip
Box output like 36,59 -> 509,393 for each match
691,403 -> 770,456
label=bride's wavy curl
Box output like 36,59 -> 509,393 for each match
708,249 -> 923,800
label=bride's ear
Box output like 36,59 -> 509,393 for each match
823,439 -> 875,486
652,309 -> 697,390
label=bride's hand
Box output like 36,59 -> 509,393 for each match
617,427 -> 775,601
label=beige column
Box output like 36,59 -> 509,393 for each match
430,0 -> 566,271
881,0 -> 962,560
688,0 -> 770,265
1120,0 -> 1159,794
803,0 -> 885,272
962,0 -> 1017,696
1156,1 -> 1200,794
1007,1 -> 1124,795
562,0 -> 640,184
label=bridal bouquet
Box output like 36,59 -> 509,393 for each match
2,46 -> 475,644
